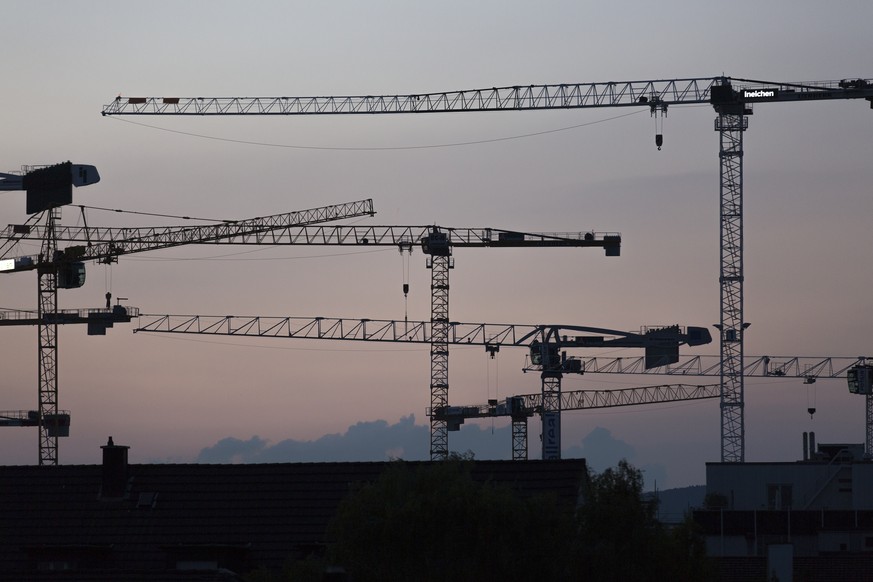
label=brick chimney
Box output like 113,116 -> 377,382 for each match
100,436 -> 130,499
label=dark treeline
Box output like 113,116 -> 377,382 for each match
249,456 -> 712,581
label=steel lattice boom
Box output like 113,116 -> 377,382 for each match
432,383 -> 720,459
2,199 -> 374,244
1,199 -> 375,271
4,223 -> 615,251
551,354 -> 870,380
134,314 -> 697,348
102,78 -> 873,116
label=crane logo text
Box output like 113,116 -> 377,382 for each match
743,89 -> 778,99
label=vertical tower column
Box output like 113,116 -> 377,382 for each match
428,253 -> 450,461
715,112 -> 748,463
866,393 -> 872,459
511,416 -> 528,461
537,332 -> 564,460
540,374 -> 562,460
38,208 -> 60,466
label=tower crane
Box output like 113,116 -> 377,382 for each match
102,76 -> 873,463
434,382 -> 721,460
14,221 -> 621,461
1,162 -> 104,465
133,314 -> 710,459
846,361 -> 873,459
530,352 -> 873,458
0,191 -> 375,465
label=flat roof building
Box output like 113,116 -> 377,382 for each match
693,434 -> 873,581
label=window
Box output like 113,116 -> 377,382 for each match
767,484 -> 793,509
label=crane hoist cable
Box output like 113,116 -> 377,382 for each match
398,240 -> 413,324
485,344 -> 501,429
807,381 -> 817,419
486,346 -> 501,434
648,97 -> 667,150
104,109 -> 647,151
77,206 -> 92,248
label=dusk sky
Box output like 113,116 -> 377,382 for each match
1,1 -> 871,488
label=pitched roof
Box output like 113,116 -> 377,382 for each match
0,458 -> 586,579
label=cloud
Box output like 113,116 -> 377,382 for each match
195,417 -> 668,490
563,426 -> 635,472
196,415 -> 520,463
197,435 -> 272,464
563,426 -> 667,489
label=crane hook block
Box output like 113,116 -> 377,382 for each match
655,134 -> 663,150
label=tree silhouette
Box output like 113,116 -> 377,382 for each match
574,459 -> 711,581
327,456 -> 576,581
294,457 -> 712,582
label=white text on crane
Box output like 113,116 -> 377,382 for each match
743,88 -> 779,100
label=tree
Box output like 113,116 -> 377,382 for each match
321,457 -> 710,581
327,457 -> 577,581
574,459 -> 712,581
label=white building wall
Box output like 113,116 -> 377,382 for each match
707,462 -> 870,510
852,464 -> 873,510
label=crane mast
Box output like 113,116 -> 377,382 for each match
846,363 -> 873,457
712,88 -> 748,462
102,76 -> 873,462
0,163 -> 101,465
36,209 -> 60,464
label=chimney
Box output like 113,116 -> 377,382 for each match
809,431 -> 816,460
803,432 -> 809,461
100,436 -> 130,498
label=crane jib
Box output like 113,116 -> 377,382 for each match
102,77 -> 873,116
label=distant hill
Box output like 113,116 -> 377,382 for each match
648,485 -> 706,523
